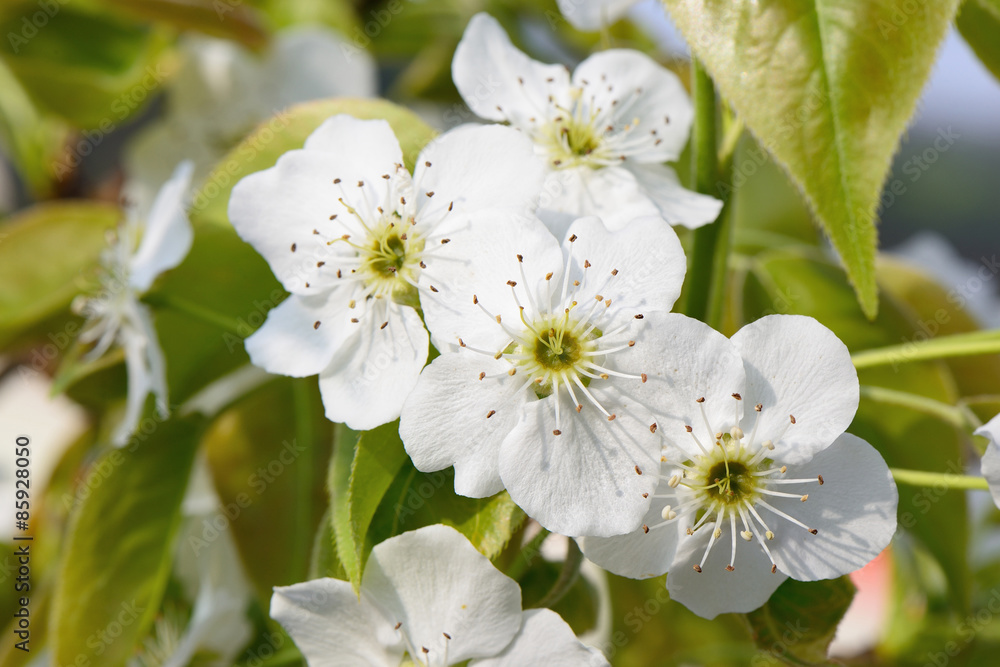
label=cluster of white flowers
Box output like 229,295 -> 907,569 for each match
221,12 -> 903,645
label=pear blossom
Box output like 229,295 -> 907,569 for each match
75,161 -> 194,445
556,0 -> 641,31
581,315 -> 899,619
400,214 -> 689,537
270,524 -> 607,666
228,115 -> 544,430
125,27 -> 377,209
451,13 -> 721,238
976,413 -> 1000,509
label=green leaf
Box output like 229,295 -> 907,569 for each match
0,201 -> 118,346
328,424 -> 360,588
0,5 -> 171,129
94,0 -> 270,50
190,98 -> 436,229
50,415 -> 203,667
662,0 -> 961,317
202,379 -> 333,603
957,0 -> 1000,83
743,577 -> 856,665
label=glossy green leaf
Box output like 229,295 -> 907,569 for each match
0,5 -> 171,129
95,0 -> 270,50
203,379 -> 333,603
743,577 -> 856,666
190,98 -> 437,229
329,423 -> 410,590
0,201 -> 118,346
50,415 -> 203,667
663,0 -> 961,317
957,0 -> 1000,83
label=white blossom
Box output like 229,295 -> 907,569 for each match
452,13 -> 721,238
581,315 -> 899,618
976,413 -> 1000,509
228,115 -> 544,430
271,524 -> 607,666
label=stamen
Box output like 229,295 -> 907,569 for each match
756,499 -> 817,534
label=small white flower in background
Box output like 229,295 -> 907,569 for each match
271,524 -> 607,667
451,13 -> 721,239
556,0 -> 641,31
581,314 -> 899,619
228,115 -> 544,430
75,161 -> 194,446
976,413 -> 1000,509
400,214 -> 689,537
125,27 -> 378,210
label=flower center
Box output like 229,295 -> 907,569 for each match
355,218 -> 424,307
642,396 -> 825,575
512,313 -> 601,399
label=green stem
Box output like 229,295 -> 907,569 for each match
144,292 -> 242,335
859,385 -> 975,431
683,59 -> 731,329
505,527 -> 550,581
852,330 -> 1000,370
292,379 -> 316,580
890,468 -> 988,491
531,538 -> 584,610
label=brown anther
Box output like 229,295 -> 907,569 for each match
507,280 -> 517,287
595,294 -> 603,301
553,429 -> 562,436
496,315 -> 502,323
317,261 -> 325,267
809,528 -> 818,535
507,368 -> 516,376
789,414 -> 796,424
732,393 -> 742,400
440,238 -> 450,244
545,272 -> 553,280
634,465 -> 642,475
448,201 -> 454,211
685,425 -> 693,432
576,404 -> 583,413
422,648 -> 429,654
817,475 -> 825,485
426,191 -> 435,197
569,234 -> 577,242
649,423 -> 657,433
380,321 -> 388,330
305,282 -> 310,287
642,492 -> 649,498
290,243 -> 297,252
394,622 -> 402,630
400,196 -> 406,205
351,318 -> 359,323
686,527 -> 694,535
642,524 -> 649,534
693,564 -> 702,573
516,254 -> 523,262
443,632 -> 451,639
400,233 -> 407,241
473,295 -> 478,304
553,159 -> 562,166
479,372 -> 486,381
611,268 -> 619,276
458,338 -> 466,347
800,494 -> 808,502
635,314 -> 644,319
357,180 -> 364,187
329,214 -> 337,220
425,161 -> 432,167
486,410 -> 496,419
419,261 -> 427,269
313,321 -> 321,329
641,373 -> 648,383
628,340 -> 635,347
607,413 -> 616,421
755,403 -> 763,412
771,565 -> 778,574
605,299 -> 612,306
600,373 -> 609,380
381,174 -> 390,180
726,565 -> 735,572
336,270 -> 342,278
333,178 -> 341,184
696,397 -> 705,403
584,260 -> 591,268
430,285 -> 439,293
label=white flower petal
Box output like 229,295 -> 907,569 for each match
579,474 -> 683,579
129,161 -> 194,293
452,13 -> 571,126
244,290 -> 358,378
615,313 -> 746,461
666,527 -> 789,620
556,0 -> 639,31
573,49 -> 692,163
624,163 -> 723,230
400,352 -> 528,498
976,414 -> 1000,508
114,326 -> 154,447
563,215 -> 686,318
228,148 -> 369,294
537,166 -> 659,238
362,524 -> 523,663
271,578 -> 401,667
499,387 -> 658,537
731,315 -> 859,465
769,433 -> 898,582
419,211 -> 563,352
318,302 -> 428,430
471,608 -> 609,667
413,124 -> 544,222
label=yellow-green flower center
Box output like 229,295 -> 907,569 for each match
356,218 -> 424,307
